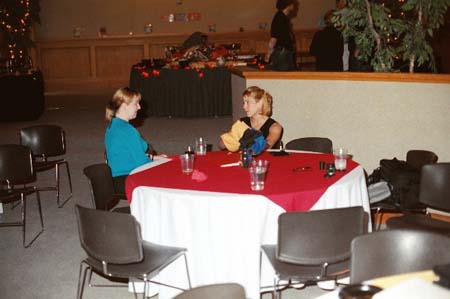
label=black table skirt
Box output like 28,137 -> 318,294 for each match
129,67 -> 232,117
0,71 -> 45,122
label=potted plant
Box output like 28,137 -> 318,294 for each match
335,0 -> 450,73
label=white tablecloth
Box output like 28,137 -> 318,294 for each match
130,163 -> 370,299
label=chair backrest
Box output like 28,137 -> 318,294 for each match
285,137 -> 333,153
75,204 -> 143,264
350,230 -> 450,283
406,150 -> 438,171
173,283 -> 246,299
20,125 -> 66,157
83,163 -> 116,210
0,144 -> 34,183
419,163 -> 450,212
276,206 -> 365,265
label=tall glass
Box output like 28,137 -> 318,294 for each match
334,148 -> 348,171
195,137 -> 207,155
249,160 -> 269,191
180,154 -> 194,175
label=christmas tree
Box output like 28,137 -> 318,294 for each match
0,0 -> 40,71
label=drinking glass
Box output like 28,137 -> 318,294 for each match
180,154 -> 194,174
248,160 -> 269,191
334,147 -> 348,171
195,137 -> 207,155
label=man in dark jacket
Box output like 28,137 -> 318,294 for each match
310,10 -> 344,71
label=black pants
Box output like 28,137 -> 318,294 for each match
271,49 -> 297,71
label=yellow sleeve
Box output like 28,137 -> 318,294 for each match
220,120 -> 250,152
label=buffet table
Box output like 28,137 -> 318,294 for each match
129,67 -> 231,117
0,71 -> 44,121
126,151 -> 370,299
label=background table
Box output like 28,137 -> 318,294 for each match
129,67 -> 231,117
126,151 -> 371,299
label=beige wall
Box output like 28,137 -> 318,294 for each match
36,0 -> 334,40
232,74 -> 450,172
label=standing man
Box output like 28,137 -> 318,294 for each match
309,10 -> 344,71
266,0 -> 299,71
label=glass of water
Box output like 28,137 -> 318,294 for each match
195,137 -> 207,155
249,160 -> 269,191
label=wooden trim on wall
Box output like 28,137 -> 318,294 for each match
35,29 -> 317,92
231,68 -> 450,84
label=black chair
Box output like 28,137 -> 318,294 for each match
173,283 -> 245,299
371,149 -> 438,230
75,204 -> 191,299
260,206 -> 365,299
20,125 -> 73,207
386,163 -> 450,235
285,137 -> 333,153
350,230 -> 450,284
83,163 -> 130,214
0,144 -> 44,248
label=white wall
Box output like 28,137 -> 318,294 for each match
232,75 -> 450,172
36,0 -> 335,40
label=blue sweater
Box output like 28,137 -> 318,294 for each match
105,118 -> 151,177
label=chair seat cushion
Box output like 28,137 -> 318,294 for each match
85,241 -> 187,279
0,187 -> 36,203
387,214 -> 450,236
261,245 -> 349,282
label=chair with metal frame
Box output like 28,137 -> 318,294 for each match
0,144 -> 44,248
173,283 -> 245,299
83,163 -> 129,214
285,137 -> 333,153
75,204 -> 191,299
260,206 -> 365,299
350,229 -> 450,284
20,124 -> 73,207
386,163 -> 450,235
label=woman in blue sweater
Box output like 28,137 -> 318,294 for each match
105,87 -> 151,195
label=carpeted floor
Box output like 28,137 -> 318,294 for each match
0,91 -> 328,299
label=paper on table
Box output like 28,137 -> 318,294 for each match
130,156 -> 172,175
369,270 -> 437,289
373,278 -> 450,299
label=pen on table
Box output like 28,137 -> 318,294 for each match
220,162 -> 241,168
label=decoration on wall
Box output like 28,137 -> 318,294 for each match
98,26 -> 107,37
175,13 -> 187,22
162,12 -> 201,22
187,12 -> 201,21
176,0 -> 183,6
258,22 -> 268,31
144,24 -> 153,34
208,24 -> 216,32
0,0 -> 40,72
72,26 -> 84,38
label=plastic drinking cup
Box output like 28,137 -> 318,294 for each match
180,153 -> 194,174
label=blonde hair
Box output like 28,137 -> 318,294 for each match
105,87 -> 142,122
242,86 -> 273,117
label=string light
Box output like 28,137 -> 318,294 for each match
0,0 -> 38,70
